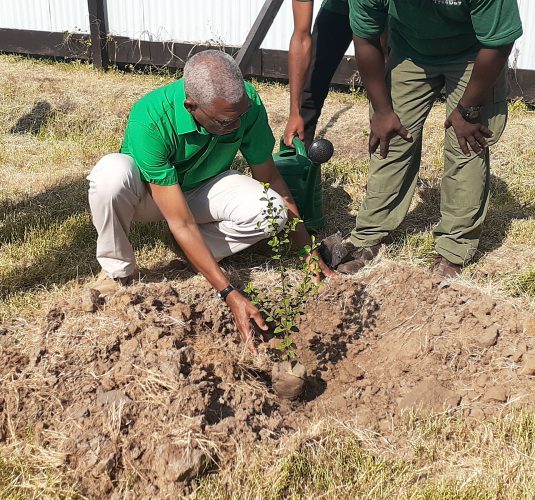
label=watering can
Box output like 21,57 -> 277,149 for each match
273,137 -> 334,232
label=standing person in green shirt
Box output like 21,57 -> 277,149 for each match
336,0 -> 523,277
285,0 -> 353,148
88,50 -> 333,353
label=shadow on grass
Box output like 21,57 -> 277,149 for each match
480,174 -> 535,254
319,181 -> 355,239
316,105 -> 352,139
0,177 -> 88,247
0,176 -> 171,300
389,173 -> 534,260
10,101 -> 54,135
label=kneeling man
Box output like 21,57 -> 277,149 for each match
88,50 -> 332,351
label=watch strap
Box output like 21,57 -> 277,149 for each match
217,284 -> 236,302
457,102 -> 482,123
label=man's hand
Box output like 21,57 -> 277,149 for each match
369,109 -> 412,158
284,113 -> 305,147
444,107 -> 493,156
225,291 -> 268,354
306,250 -> 336,283
287,0 -> 313,148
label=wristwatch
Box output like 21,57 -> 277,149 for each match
457,102 -> 482,124
217,284 -> 236,302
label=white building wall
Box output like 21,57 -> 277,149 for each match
0,0 -> 89,33
511,0 -> 535,71
103,0 -> 341,52
2,0 -> 535,69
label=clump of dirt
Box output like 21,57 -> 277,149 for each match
272,360 -> 307,400
1,264 -> 534,497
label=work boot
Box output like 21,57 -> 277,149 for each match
336,243 -> 383,274
318,232 -> 349,268
430,255 -> 462,279
90,271 -> 133,296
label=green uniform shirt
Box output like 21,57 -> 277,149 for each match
120,79 -> 275,191
297,0 -> 349,16
349,0 -> 523,64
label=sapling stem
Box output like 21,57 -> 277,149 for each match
245,183 -> 320,361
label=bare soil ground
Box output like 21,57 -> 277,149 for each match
2,263 -> 535,497
1,55 -> 534,498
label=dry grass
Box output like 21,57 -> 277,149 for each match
0,54 -> 534,497
1,54 -> 534,321
192,410 -> 535,499
3,407 -> 535,499
0,445 -> 82,499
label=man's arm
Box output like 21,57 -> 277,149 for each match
147,182 -> 267,352
250,158 -> 335,278
354,35 -> 412,158
284,0 -> 314,146
444,46 -> 512,155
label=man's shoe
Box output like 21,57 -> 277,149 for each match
90,271 -> 133,296
336,243 -> 382,274
430,255 -> 462,279
318,232 -> 349,268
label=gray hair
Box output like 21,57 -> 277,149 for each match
183,50 -> 245,107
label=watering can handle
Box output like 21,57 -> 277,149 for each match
279,136 -> 308,157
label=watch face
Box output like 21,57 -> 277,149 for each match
467,109 -> 480,120
459,104 -> 481,123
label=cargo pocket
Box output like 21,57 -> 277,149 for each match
481,68 -> 508,146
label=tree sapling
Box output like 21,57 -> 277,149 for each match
245,183 -> 320,399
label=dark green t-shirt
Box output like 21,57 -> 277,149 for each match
349,0 -> 523,64
297,0 -> 349,16
121,79 -> 275,191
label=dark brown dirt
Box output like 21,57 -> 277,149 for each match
1,263 -> 534,497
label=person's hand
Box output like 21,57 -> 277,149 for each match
225,291 -> 268,354
284,113 -> 305,147
369,109 -> 412,158
306,250 -> 336,283
444,108 -> 493,156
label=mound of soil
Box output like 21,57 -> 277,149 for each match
1,264 -> 534,497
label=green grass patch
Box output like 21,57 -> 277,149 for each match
389,231 -> 437,263
508,266 -> 535,297
0,450 -> 81,500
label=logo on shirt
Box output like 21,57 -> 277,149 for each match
433,0 -> 462,5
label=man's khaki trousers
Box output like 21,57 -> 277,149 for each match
88,153 -> 286,278
351,52 -> 508,265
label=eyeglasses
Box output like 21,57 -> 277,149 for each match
200,99 -> 251,129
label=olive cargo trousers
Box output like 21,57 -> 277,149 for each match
350,52 -> 508,265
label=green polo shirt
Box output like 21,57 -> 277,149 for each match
349,0 -> 523,64
120,79 -> 275,191
297,0 -> 349,16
